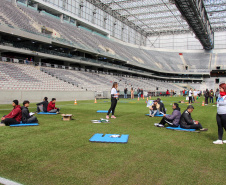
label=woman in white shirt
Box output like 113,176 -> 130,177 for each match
106,82 -> 119,119
213,83 -> 226,144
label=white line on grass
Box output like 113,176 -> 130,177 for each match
0,177 -> 22,185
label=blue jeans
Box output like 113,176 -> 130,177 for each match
209,97 -> 213,103
124,94 -> 127,98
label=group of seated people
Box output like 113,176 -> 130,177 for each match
0,97 -> 59,126
149,99 -> 208,131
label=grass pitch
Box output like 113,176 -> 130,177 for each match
0,96 -> 225,185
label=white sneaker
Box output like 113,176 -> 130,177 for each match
154,123 -> 159,126
158,124 -> 164,127
0,123 -> 5,126
213,140 -> 223,144
223,140 -> 226,144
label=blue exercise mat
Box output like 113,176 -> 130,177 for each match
37,112 -> 57,115
89,133 -> 129,143
145,114 -> 168,117
166,126 -> 197,132
10,123 -> 39,127
96,110 -> 111,113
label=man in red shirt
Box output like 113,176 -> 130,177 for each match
1,100 -> 22,126
47,98 -> 59,113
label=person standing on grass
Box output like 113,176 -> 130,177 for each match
204,89 -> 209,105
124,87 -> 128,99
213,83 -> 226,144
188,88 -> 193,104
215,89 -> 219,102
180,105 -> 208,131
209,89 -> 214,103
0,100 -> 22,126
131,87 -> 134,99
106,82 -> 119,119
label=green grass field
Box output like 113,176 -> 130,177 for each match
0,96 -> 225,185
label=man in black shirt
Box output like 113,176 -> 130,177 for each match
36,97 -> 48,112
22,100 -> 38,123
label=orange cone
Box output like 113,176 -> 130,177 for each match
202,101 -> 204,106
147,97 -> 149,101
94,98 -> 97,103
143,96 -> 144,99
74,99 -> 77,105
138,97 -> 139,101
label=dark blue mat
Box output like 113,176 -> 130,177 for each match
89,133 -> 129,143
96,110 -> 111,113
10,123 -> 39,127
166,126 -> 197,132
37,112 -> 57,115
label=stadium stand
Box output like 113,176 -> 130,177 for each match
0,1 -> 211,73
0,59 -> 182,92
0,61 -> 83,91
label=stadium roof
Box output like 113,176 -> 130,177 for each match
88,0 -> 226,36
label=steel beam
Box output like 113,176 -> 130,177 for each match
174,0 -> 214,49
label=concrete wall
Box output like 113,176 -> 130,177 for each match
0,90 -> 110,104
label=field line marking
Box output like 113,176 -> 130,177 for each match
0,177 -> 22,185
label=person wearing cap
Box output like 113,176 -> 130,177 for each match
149,100 -> 160,117
0,100 -> 22,126
157,98 -> 166,114
36,97 -> 48,112
213,83 -> 226,144
180,105 -> 208,131
21,100 -> 38,123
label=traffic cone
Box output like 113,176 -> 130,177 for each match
202,101 -> 204,106
138,97 -> 139,101
94,98 -> 97,103
74,99 -> 77,105
143,96 -> 144,99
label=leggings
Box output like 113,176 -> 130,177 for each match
107,98 -> 117,115
189,96 -> 193,103
216,114 -> 226,140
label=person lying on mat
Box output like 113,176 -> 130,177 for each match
154,103 -> 181,127
47,98 -> 60,113
149,100 -> 160,117
157,98 -> 166,114
22,100 -> 38,123
180,105 -> 208,131
0,100 -> 22,126
36,97 -> 48,113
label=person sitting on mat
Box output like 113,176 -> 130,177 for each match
36,97 -> 48,113
154,103 -> 181,127
0,100 -> 22,126
149,100 -> 160,117
47,98 -> 59,113
22,100 -> 38,123
180,105 -> 208,131
157,98 -> 166,114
